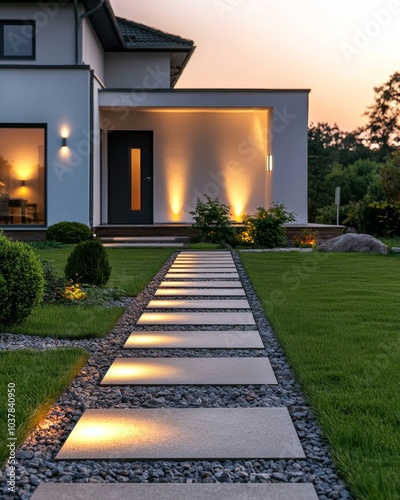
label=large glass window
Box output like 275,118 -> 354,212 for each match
0,126 -> 45,225
0,21 -> 35,59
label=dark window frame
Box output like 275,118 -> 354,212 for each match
0,20 -> 36,60
0,123 -> 47,227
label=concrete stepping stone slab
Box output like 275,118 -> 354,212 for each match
174,260 -> 234,265
154,288 -> 245,296
146,299 -> 250,309
100,357 -> 277,385
165,273 -> 239,279
124,330 -> 264,349
179,252 -> 231,255
171,262 -> 236,269
160,281 -> 243,288
56,408 -> 305,460
137,311 -> 256,325
168,268 -> 237,273
32,483 -> 319,500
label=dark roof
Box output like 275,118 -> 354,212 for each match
117,17 -> 194,51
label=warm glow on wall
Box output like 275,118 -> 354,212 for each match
166,165 -> 187,221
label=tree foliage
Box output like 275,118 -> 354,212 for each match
364,71 -> 400,155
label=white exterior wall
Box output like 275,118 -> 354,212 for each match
0,3 -> 76,65
82,18 -> 105,81
101,109 -> 269,223
0,68 -> 91,226
104,53 -> 171,89
100,90 -> 309,223
92,78 -> 102,227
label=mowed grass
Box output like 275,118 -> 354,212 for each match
240,251 -> 400,500
2,305 -> 124,339
36,246 -> 174,296
0,349 -> 88,465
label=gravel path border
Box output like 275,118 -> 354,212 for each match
0,251 -> 351,500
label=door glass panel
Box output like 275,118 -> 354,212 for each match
130,148 -> 141,211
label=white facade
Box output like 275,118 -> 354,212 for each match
0,1 -> 309,230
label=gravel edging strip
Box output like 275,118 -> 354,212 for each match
0,251 -> 351,500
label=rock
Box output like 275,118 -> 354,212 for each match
318,233 -> 387,254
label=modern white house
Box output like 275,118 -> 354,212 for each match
0,0 -> 309,236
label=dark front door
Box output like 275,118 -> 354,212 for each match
108,131 -> 153,224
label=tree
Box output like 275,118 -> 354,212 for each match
379,150 -> 400,202
308,123 -> 375,221
364,71 -> 400,156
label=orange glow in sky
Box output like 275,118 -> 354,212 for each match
111,0 -> 400,131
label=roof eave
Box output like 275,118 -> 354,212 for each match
171,46 -> 196,88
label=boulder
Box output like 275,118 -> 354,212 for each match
318,233 -> 388,254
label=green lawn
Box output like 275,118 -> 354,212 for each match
2,305 -> 124,339
0,349 -> 88,465
240,251 -> 400,500
36,246 -> 174,296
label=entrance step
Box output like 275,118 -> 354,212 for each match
55,408 -> 305,460
32,482 -> 319,500
100,357 -> 276,385
124,330 -> 264,349
100,236 -> 189,248
137,311 -> 256,325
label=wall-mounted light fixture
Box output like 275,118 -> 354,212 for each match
266,155 -> 273,172
20,180 -> 26,187
62,137 -> 68,148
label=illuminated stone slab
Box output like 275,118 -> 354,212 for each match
146,299 -> 250,309
155,288 -> 245,296
56,408 -> 305,460
171,264 -> 236,269
137,312 -> 256,325
165,273 -> 239,279
168,268 -> 237,273
174,257 -> 234,265
179,252 -> 231,255
100,357 -> 276,385
160,281 -> 243,288
124,330 -> 264,349
32,483 -> 318,500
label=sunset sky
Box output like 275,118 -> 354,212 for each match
111,0 -> 400,131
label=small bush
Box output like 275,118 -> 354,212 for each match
242,204 -> 296,248
0,232 -> 44,326
292,229 -> 319,248
65,239 -> 111,287
189,196 -> 235,245
46,222 -> 92,244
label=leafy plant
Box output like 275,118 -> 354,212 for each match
292,229 -> 319,248
0,231 -> 44,326
189,196 -> 235,245
65,239 -> 111,287
40,258 -> 65,304
46,221 -> 92,244
242,203 -> 295,248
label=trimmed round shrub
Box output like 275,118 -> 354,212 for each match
0,232 -> 44,326
46,221 -> 92,244
64,239 -> 111,286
